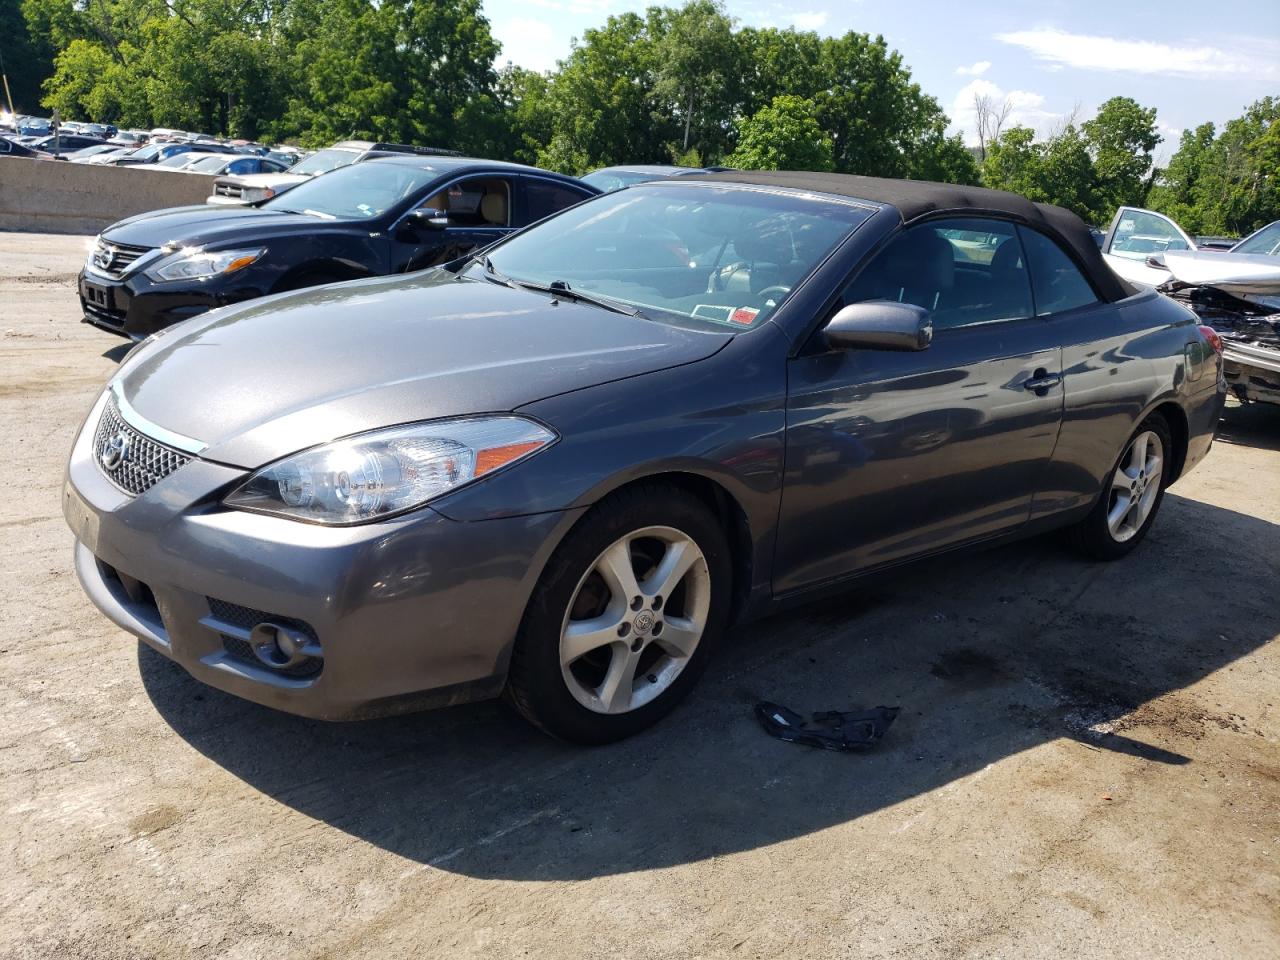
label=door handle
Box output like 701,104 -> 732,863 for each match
1023,368 -> 1062,396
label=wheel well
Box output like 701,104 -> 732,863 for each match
604,472 -> 754,623
1152,402 -> 1189,481
271,261 -> 363,294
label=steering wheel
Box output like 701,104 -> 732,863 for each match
756,285 -> 792,304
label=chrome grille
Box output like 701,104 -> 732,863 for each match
214,181 -> 245,199
93,397 -> 191,496
90,238 -> 151,279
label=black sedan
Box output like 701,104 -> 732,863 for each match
64,171 -> 1224,743
78,156 -> 598,339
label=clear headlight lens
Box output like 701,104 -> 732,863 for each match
146,247 -> 264,283
224,416 -> 557,524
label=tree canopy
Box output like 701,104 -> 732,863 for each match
13,1 -> 1277,233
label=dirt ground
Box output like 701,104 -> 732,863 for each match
1,231 -> 1277,960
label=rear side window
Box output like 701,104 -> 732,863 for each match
842,217 -> 1034,330
1018,226 -> 1099,316
523,179 -> 592,225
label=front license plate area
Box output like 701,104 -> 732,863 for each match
81,279 -> 113,310
63,482 -> 101,553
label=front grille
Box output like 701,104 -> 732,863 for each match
91,238 -> 151,279
93,397 -> 192,496
214,182 -> 245,199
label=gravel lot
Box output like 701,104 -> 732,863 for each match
2,231 -> 1278,960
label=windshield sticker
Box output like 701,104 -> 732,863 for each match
692,304 -> 733,323
731,307 -> 759,325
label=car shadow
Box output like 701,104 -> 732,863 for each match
138,492 -> 1278,880
1215,401 -> 1280,452
102,342 -> 132,364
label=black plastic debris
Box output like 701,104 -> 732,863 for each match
755,701 -> 900,752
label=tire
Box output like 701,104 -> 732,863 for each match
1067,412 -> 1174,560
505,483 -> 732,744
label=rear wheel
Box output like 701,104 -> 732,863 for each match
505,484 -> 731,744
1068,413 -> 1173,560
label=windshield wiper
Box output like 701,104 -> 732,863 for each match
475,255 -> 516,287
514,279 -> 647,318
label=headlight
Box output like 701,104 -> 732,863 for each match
223,416 -> 557,524
146,247 -> 264,283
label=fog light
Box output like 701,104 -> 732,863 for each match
248,621 -> 320,671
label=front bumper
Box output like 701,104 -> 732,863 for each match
1223,341 -> 1280,406
78,266 -> 267,341
64,393 -> 578,719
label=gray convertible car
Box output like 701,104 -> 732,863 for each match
63,172 -> 1225,743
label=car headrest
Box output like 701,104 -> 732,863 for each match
736,218 -> 795,264
990,237 -> 1023,274
880,228 -> 955,292
480,192 -> 507,226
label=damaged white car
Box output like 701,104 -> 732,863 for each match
1103,208 -> 1280,406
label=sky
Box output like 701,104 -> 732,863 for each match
483,0 -> 1280,162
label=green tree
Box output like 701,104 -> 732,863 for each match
650,0 -> 737,156
535,11 -> 671,172
1148,98 -> 1280,236
1082,96 -> 1160,212
982,124 -> 1103,222
814,33 -> 946,177
1147,123 -> 1217,233
725,94 -> 832,171
2,0 -> 54,113
907,120 -> 980,185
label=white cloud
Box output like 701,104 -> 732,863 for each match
956,60 -> 991,76
997,28 -> 1277,78
950,78 -> 1060,146
494,17 -> 562,73
792,11 -> 828,30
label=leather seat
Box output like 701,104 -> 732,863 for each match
480,191 -> 507,226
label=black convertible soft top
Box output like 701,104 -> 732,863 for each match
690,170 -> 1133,302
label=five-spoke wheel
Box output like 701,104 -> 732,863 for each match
505,484 -> 729,743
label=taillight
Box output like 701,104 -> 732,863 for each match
1198,325 -> 1223,355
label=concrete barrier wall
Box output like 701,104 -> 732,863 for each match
0,157 -> 220,235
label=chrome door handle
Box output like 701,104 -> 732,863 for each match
1024,369 -> 1062,395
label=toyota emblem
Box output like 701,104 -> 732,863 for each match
100,432 -> 130,472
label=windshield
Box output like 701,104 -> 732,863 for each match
157,153 -> 196,168
128,144 -> 164,161
262,160 -> 439,220
187,155 -> 229,172
288,148 -> 359,176
482,183 -> 869,330
1109,209 -> 1192,260
1234,222 -> 1280,257
581,169 -> 670,193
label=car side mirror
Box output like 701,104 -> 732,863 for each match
824,301 -> 933,352
407,208 -> 449,231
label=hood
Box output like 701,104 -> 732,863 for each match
103,204 -> 348,249
115,270 -> 731,468
1160,250 -> 1280,297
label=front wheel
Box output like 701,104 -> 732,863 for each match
1067,413 -> 1173,560
505,484 -> 731,744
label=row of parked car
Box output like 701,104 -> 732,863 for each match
0,114 -> 305,168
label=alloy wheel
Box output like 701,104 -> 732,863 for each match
1106,429 -> 1164,542
559,525 -> 711,715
